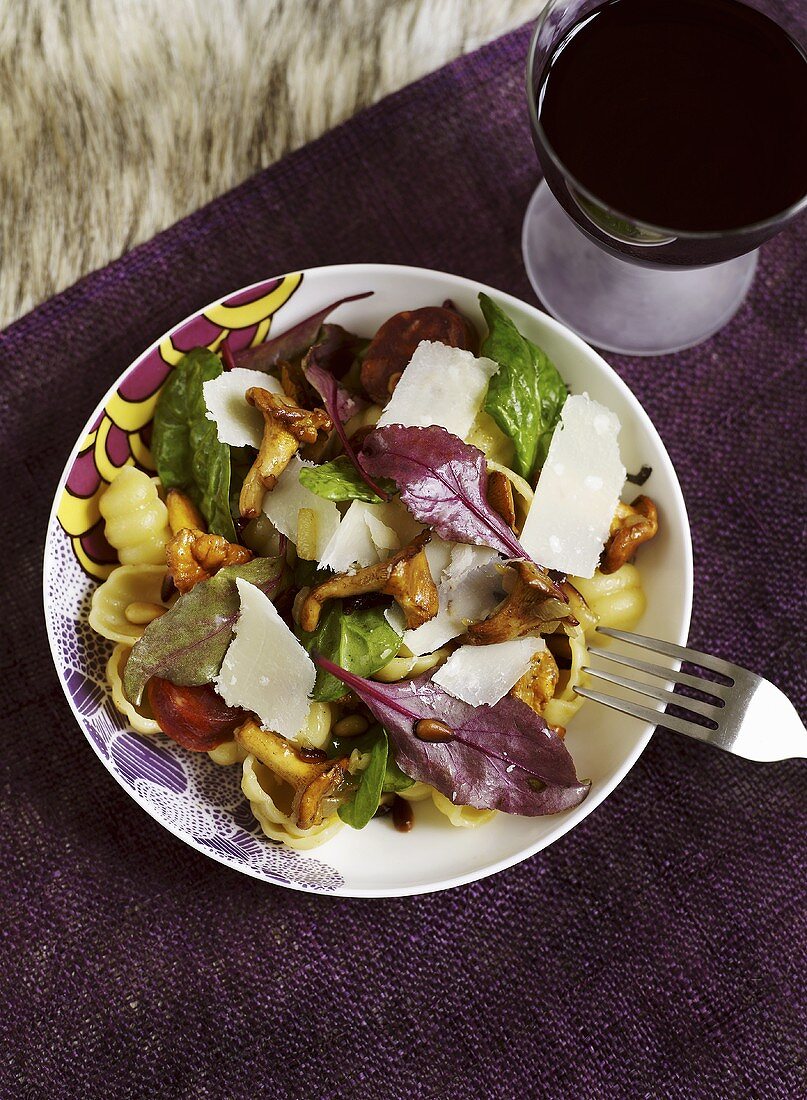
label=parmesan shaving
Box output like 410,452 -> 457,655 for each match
261,455 -> 340,561
319,499 -> 423,574
376,341 -> 500,441
203,368 -> 284,448
319,501 -> 382,573
519,394 -> 626,578
433,637 -> 545,707
214,578 -> 315,741
403,542 -> 503,656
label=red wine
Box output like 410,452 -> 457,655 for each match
538,0 -> 807,232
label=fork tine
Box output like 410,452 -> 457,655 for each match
595,627 -> 736,681
582,665 -> 722,723
574,686 -> 714,741
588,644 -> 731,701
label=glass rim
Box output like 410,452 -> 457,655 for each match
525,6 -> 807,242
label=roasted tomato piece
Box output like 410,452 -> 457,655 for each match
146,678 -> 245,751
360,305 -> 479,403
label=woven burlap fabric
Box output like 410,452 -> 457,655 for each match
1,22 -> 805,1100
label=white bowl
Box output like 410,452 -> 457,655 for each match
44,263 -> 693,897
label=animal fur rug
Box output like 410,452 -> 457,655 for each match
0,0 -> 541,326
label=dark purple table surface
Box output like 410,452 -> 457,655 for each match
2,18 -> 805,1100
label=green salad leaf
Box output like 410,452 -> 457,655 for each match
122,556 -> 284,705
332,725 -> 414,794
334,727 -> 413,829
228,445 -> 255,520
338,729 -> 388,829
297,602 -> 403,702
381,747 -> 414,793
152,348 -> 237,541
298,457 -> 395,503
479,292 -> 567,479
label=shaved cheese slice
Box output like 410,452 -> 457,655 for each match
433,637 -> 545,707
363,512 -> 399,556
319,501 -> 380,573
369,500 -> 423,547
384,603 -> 407,634
519,394 -> 626,578
261,455 -> 340,561
215,578 -> 315,740
403,542 -> 503,656
203,368 -> 284,448
445,543 -> 498,579
376,341 -> 499,441
319,499 -> 424,574
423,535 -> 454,581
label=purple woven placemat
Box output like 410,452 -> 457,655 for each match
2,19 -> 806,1100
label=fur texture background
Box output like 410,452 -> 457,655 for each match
0,0 -> 542,326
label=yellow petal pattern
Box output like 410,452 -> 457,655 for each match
58,273 -> 304,580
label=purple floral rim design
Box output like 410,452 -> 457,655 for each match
45,271 -> 349,894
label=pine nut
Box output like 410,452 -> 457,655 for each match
332,715 -> 369,737
414,718 -> 454,743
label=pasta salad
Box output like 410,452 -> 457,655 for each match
89,293 -> 658,849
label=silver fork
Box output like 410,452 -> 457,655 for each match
575,627 -> 807,762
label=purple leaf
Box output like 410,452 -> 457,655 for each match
302,324 -> 368,420
306,323 -> 368,381
233,292 -> 372,370
304,355 -> 365,424
307,363 -> 391,504
360,424 -> 528,559
315,656 -> 590,816
220,337 -> 236,372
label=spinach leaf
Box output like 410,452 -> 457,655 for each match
152,348 -> 237,541
299,457 -> 395,503
297,602 -> 403,702
331,725 -> 414,795
123,555 -> 285,705
293,557 -> 323,589
229,445 -> 255,519
338,728 -> 388,829
382,747 -> 414,793
479,293 -> 567,479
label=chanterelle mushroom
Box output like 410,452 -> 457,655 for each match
487,470 -> 516,531
299,531 -> 438,632
239,387 -> 332,519
467,562 -> 575,644
601,495 -> 658,574
166,529 -> 253,593
236,720 -> 349,830
509,647 -> 560,716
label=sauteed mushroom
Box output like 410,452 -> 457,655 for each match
467,562 -> 575,644
166,529 -> 253,593
299,531 -> 438,632
601,495 -> 658,573
509,647 -> 560,716
236,720 -> 350,830
360,305 -> 479,403
486,470 -> 516,530
239,387 -> 332,518
279,359 -> 319,408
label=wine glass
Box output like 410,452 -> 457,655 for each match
523,0 -> 807,356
